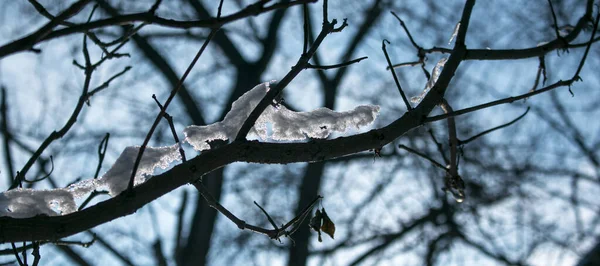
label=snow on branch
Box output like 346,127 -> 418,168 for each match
1,82 -> 379,218
184,82 -> 380,150
100,145 -> 181,196
0,145 -> 180,218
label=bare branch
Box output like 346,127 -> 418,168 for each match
382,39 -> 412,111
305,56 -> 368,70
459,107 -> 530,145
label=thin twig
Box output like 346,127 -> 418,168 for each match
152,94 -> 187,162
32,242 -> 40,266
254,201 -> 280,231
23,156 -> 54,183
390,11 -> 420,49
174,190 -> 188,255
387,60 -> 423,69
530,56 -> 546,92
94,133 -> 110,179
10,17 -> 96,189
573,10 -> 599,80
217,0 -> 225,19
427,10 -> 599,123
78,134 -> 110,211
85,66 -> 131,103
127,29 -> 217,193
303,3 -> 309,54
11,243 -> 24,266
459,107 -> 530,145
547,0 -> 562,39
382,39 -> 412,111
398,144 -> 447,171
306,56 -> 367,70
0,0 -> 318,58
234,5 -> 344,141
197,180 -> 321,239
149,0 -> 162,14
1,87 -> 15,184
428,129 -> 449,165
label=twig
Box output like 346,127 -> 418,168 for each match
573,10 -> 599,81
547,0 -> 562,40
217,0 -> 225,19
85,66 -> 132,102
382,39 -> 412,111
398,144 -> 447,171
197,180 -> 320,239
390,11 -> 420,50
78,134 -> 110,211
439,99 -> 465,202
303,3 -> 309,54
149,0 -> 162,14
428,129 -> 449,165
234,3 -> 345,141
127,29 -> 217,193
306,56 -> 367,70
426,79 -> 582,123
28,0 -> 115,55
174,190 -> 188,255
254,201 -> 280,231
459,107 -> 530,145
11,243 -> 24,266
530,56 -> 546,93
31,242 -> 40,266
0,0 -> 318,58
152,94 -> 187,162
23,156 -> 54,183
94,133 -> 110,179
1,87 -> 15,184
78,190 -> 110,211
322,0 -> 328,23
387,60 -> 423,69
426,11 -> 598,124
21,242 -> 27,266
10,19 -> 96,189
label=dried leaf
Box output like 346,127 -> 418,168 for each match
309,209 -> 323,242
309,209 -> 322,231
320,208 -> 335,240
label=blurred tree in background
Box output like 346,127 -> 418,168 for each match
0,0 -> 599,265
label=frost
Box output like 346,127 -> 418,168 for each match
411,57 -> 448,104
448,22 -> 461,45
98,144 -> 181,196
184,82 -> 380,149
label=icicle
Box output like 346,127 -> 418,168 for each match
448,22 -> 461,45
411,57 -> 448,104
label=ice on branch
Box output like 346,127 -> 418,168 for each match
411,57 -> 448,104
184,82 -> 380,150
99,144 -> 181,196
448,22 -> 461,45
0,144 -> 180,218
